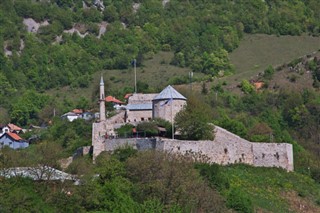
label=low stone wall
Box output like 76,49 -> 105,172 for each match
95,126 -> 294,171
105,138 -> 157,151
252,143 -> 293,171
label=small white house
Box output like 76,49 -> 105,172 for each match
61,112 -> 79,122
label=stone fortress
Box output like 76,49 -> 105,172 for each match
92,77 -> 294,171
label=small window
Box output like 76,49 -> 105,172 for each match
141,117 -> 144,121
134,119 -> 136,122
148,117 -> 151,121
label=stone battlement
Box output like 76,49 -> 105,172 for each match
93,126 -> 293,171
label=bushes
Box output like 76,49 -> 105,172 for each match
226,187 -> 254,213
136,121 -> 158,137
263,65 -> 275,80
240,80 -> 255,94
195,163 -> 230,191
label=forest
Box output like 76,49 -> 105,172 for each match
1,0 -> 320,212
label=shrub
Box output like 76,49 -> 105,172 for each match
115,123 -> 135,138
263,65 -> 275,80
195,163 -> 230,191
168,75 -> 189,85
240,80 -> 255,94
161,44 -> 171,51
136,122 -> 158,137
226,187 -> 254,213
113,146 -> 137,162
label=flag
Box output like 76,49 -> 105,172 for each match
131,59 -> 136,66
160,98 -> 173,106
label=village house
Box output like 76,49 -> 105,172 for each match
106,95 -> 125,109
61,112 -> 80,122
0,132 -> 29,149
0,123 -> 24,137
61,109 -> 95,122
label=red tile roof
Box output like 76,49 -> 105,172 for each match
124,93 -> 133,99
253,81 -> 264,90
7,132 -> 22,141
72,109 -> 83,114
8,123 -> 22,131
105,96 -> 124,104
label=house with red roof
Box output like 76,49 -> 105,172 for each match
124,93 -> 133,99
0,132 -> 29,149
7,123 -> 23,134
0,123 -> 24,137
105,96 -> 125,104
72,109 -> 83,114
105,95 -> 125,110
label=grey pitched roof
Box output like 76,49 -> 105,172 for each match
153,85 -> 186,101
126,103 -> 153,110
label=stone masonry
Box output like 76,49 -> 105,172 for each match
94,126 -> 293,171
92,78 -> 293,171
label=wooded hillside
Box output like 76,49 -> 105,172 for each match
1,0 -> 320,126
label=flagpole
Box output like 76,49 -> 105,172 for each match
134,59 -> 137,93
171,91 -> 174,139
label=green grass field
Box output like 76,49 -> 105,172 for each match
221,164 -> 320,212
47,34 -> 320,108
47,51 -> 201,108
229,34 -> 320,80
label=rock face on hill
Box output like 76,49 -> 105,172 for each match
23,18 -> 49,33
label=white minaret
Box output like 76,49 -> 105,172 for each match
99,75 -> 106,121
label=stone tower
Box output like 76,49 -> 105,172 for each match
99,75 -> 106,121
152,85 -> 187,122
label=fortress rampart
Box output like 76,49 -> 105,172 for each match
94,126 -> 293,171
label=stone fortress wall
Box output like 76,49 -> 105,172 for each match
126,110 -> 152,123
92,78 -> 293,171
97,126 -> 293,171
92,111 -> 126,160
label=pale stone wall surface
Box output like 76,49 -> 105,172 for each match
93,125 -> 294,171
128,94 -> 158,104
159,126 -> 293,171
126,110 -> 152,123
252,143 -> 293,171
105,138 -> 157,151
153,99 -> 186,122
92,122 -> 106,160
108,111 -> 126,125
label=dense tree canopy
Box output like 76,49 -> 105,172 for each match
0,0 -> 319,126
1,0 -> 320,93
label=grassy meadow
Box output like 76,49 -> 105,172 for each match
220,164 -> 320,212
47,34 -> 320,108
230,34 -> 320,76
